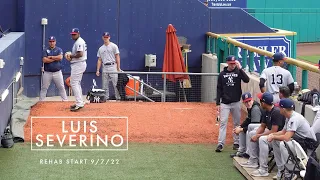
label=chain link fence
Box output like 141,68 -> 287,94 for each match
104,71 -> 219,103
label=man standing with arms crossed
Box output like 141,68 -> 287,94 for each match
216,55 -> 250,152
65,28 -> 87,111
259,52 -> 294,104
40,36 -> 68,101
96,32 -> 121,100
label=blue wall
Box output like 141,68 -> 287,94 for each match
0,0 -> 24,32
18,0 -> 273,97
210,8 -> 274,33
0,32 -> 25,136
0,0 -> 17,31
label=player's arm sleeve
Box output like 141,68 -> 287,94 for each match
114,44 -> 120,54
42,49 -> 48,57
271,110 -> 284,128
286,118 -> 300,133
287,72 -> 295,94
76,43 -> 84,52
97,48 -> 101,58
251,106 -> 262,123
288,82 -> 294,94
259,78 -> 266,89
216,74 -> 222,105
239,68 -> 250,83
240,118 -> 250,133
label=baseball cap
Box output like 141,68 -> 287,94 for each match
226,55 -> 236,64
70,28 -> 80,34
279,98 -> 295,109
48,36 -> 56,41
242,92 -> 253,102
273,52 -> 286,61
102,32 -> 110,37
257,92 -> 273,105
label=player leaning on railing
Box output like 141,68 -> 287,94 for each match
259,52 -> 295,104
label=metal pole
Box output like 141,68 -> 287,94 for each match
163,74 -> 166,102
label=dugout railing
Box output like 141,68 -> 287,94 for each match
206,32 -> 320,90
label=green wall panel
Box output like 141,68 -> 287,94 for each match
247,0 -> 320,43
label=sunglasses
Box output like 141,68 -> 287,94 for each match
49,41 -> 55,42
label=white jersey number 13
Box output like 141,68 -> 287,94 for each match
271,74 -> 283,84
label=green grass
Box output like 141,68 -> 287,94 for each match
297,55 -> 320,64
0,143 -> 243,180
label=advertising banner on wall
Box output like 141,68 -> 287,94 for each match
232,36 -> 291,73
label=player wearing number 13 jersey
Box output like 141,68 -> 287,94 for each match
259,52 -> 294,104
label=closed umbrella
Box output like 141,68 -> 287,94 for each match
162,24 -> 189,82
162,24 -> 189,101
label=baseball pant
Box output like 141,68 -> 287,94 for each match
40,70 -> 68,101
248,132 -> 282,173
71,61 -> 87,107
218,101 -> 241,146
272,93 -> 280,104
102,64 -> 120,100
237,124 -> 261,154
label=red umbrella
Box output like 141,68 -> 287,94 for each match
162,24 -> 189,82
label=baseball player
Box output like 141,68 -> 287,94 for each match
96,32 -> 120,100
65,28 -> 87,111
311,109 -> 320,134
216,55 -> 250,152
259,52 -> 294,104
267,98 -> 316,179
241,92 -> 286,178
230,92 -> 265,158
40,36 -> 68,101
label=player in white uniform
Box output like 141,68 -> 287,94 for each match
96,32 -> 121,100
267,98 -> 316,179
259,52 -> 294,104
65,28 -> 87,111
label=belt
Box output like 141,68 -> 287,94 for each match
104,62 -> 115,66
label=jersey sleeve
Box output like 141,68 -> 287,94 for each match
76,42 -> 84,52
114,44 -> 120,54
58,48 -> 63,55
97,48 -> 101,58
42,49 -> 48,57
286,71 -> 294,85
260,69 -> 267,80
286,118 -> 299,132
271,109 -> 284,127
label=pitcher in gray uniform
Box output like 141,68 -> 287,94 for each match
96,32 -> 120,100
268,98 -> 316,179
66,28 -> 87,111
40,36 -> 68,101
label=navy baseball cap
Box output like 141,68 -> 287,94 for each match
242,92 -> 253,102
279,98 -> 295,109
102,32 -> 110,37
257,92 -> 273,105
226,55 -> 236,64
48,36 -> 56,41
273,52 -> 286,61
70,28 -> 80,34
